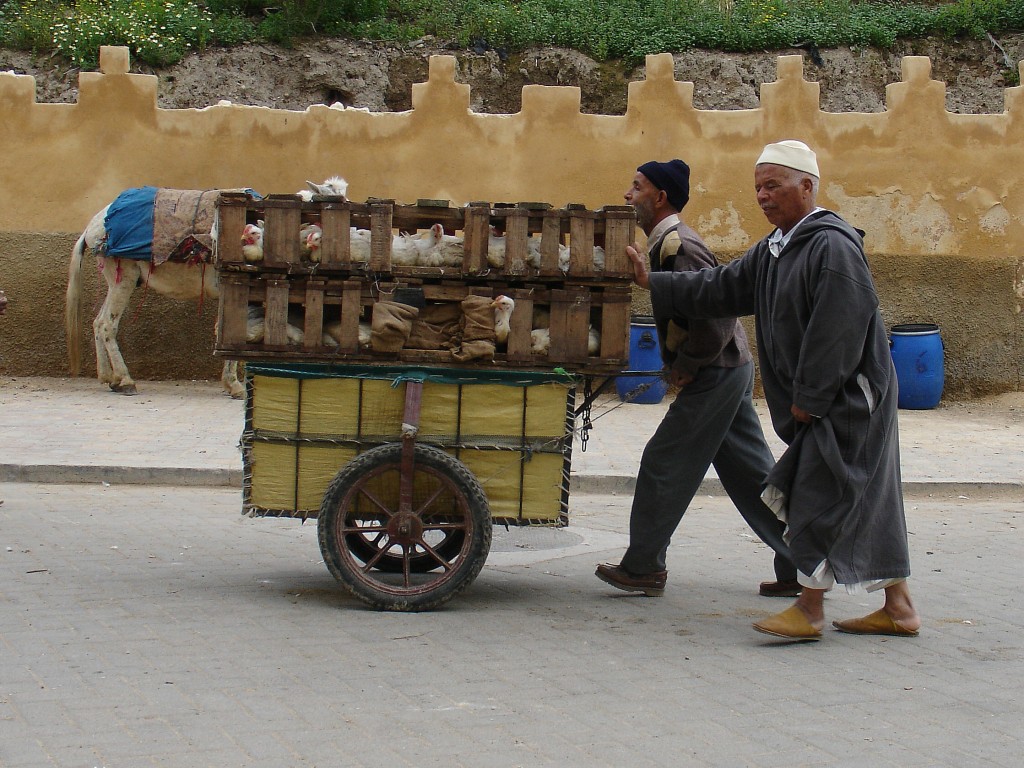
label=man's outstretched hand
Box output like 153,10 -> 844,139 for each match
626,244 -> 649,289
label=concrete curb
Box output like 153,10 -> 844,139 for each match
0,464 -> 243,488
3,464 -> 1020,500
569,475 -> 1024,499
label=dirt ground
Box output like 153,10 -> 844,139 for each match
2,33 -> 1023,114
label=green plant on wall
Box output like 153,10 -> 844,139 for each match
0,0 -> 1021,68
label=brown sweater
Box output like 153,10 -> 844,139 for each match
650,221 -> 752,377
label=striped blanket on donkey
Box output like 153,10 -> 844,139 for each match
103,187 -> 226,265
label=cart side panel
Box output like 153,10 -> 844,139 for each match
243,370 -> 572,525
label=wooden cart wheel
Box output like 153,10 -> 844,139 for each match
318,443 -> 491,611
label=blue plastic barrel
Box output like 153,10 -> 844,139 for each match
616,317 -> 667,404
890,323 -> 944,409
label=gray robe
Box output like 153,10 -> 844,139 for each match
648,210 -> 910,583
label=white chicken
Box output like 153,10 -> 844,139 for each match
530,327 -> 551,355
527,323 -> 599,355
491,295 -> 515,347
322,319 -> 372,348
245,304 -> 266,342
240,221 -> 264,262
245,305 -> 305,345
557,245 -> 604,273
390,231 -> 421,266
491,230 -> 554,270
300,223 -> 323,261
349,227 -> 372,263
297,176 -> 349,202
417,223 -> 464,268
486,227 -> 506,268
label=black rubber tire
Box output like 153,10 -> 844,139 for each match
318,443 -> 491,611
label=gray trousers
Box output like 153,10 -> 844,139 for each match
619,361 -> 797,580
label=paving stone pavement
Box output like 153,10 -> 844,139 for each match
1,376 -> 1023,766
2,483 -> 1022,767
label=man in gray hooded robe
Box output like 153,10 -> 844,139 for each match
628,140 -> 920,641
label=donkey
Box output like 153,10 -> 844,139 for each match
65,199 -> 241,396
65,178 -> 348,396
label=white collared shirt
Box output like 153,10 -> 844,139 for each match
645,213 -> 681,250
767,207 -> 826,258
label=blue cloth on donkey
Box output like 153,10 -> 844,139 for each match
103,186 -> 158,260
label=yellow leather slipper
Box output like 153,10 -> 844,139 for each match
752,605 -> 822,641
832,609 -> 920,637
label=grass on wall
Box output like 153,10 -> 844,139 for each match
0,0 -> 1022,69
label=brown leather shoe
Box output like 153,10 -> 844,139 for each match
759,579 -> 802,597
595,563 -> 667,596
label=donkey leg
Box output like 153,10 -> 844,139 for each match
95,259 -> 141,394
222,360 -> 245,399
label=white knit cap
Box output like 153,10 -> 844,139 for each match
756,140 -> 820,177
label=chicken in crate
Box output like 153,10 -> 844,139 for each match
216,190 -> 637,610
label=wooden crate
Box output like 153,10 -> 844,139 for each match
216,193 -> 636,280
215,192 -> 636,375
215,272 -> 632,374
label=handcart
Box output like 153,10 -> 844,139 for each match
215,191 -> 642,610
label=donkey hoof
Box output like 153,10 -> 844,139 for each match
110,382 -> 138,395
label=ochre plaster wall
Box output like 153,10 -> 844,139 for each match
1,46 -> 1021,396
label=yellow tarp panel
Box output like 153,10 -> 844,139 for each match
525,383 -> 571,439
459,384 -> 525,436
252,376 -> 299,432
519,452 -> 566,522
419,381 -> 460,438
358,379 -> 406,436
298,378 -> 361,436
247,374 -> 571,522
249,441 -> 298,510
297,444 -> 358,511
459,449 -> 563,522
460,450 -> 521,520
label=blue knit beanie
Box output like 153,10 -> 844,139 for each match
637,159 -> 690,211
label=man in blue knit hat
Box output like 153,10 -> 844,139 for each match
596,159 -> 799,599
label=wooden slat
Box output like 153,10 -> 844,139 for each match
599,288 -> 631,362
216,273 -> 250,347
600,207 -> 636,278
462,202 -> 490,274
369,201 -> 393,272
262,200 -> 303,268
319,203 -> 351,267
303,281 -> 325,349
338,279 -> 363,352
540,210 -> 564,276
568,206 -> 596,277
215,196 -> 249,265
505,288 -> 536,362
504,208 -> 530,275
264,279 -> 291,346
549,287 -> 591,361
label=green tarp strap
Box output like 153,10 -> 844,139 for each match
244,362 -> 577,387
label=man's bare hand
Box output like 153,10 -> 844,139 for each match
626,243 -> 649,289
669,369 -> 694,389
791,403 -> 813,423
